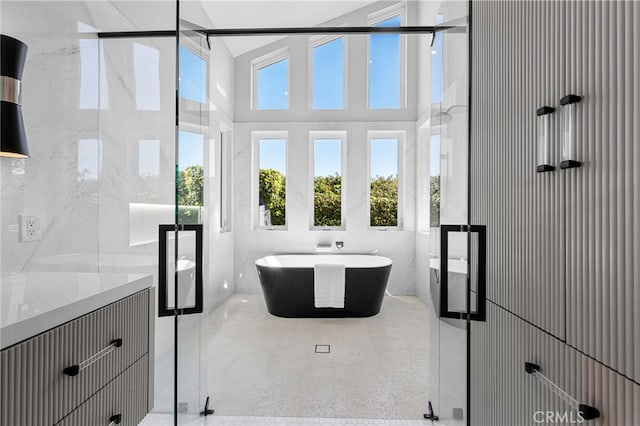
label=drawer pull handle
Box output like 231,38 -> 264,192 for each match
63,338 -> 123,377
109,414 -> 122,425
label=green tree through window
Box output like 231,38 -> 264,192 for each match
259,169 -> 286,226
370,176 -> 398,226
257,173 -> 398,227
369,137 -> 399,227
314,174 -> 342,226
178,164 -> 203,224
430,175 -> 441,227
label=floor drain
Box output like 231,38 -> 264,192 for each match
315,344 -> 330,353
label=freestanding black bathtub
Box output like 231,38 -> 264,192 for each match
255,254 -> 393,318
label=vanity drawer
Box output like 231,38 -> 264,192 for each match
55,354 -> 149,426
0,289 -> 149,426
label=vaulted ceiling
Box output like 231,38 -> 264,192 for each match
199,1 -> 380,56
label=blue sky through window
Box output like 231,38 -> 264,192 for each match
259,139 -> 287,174
430,134 -> 441,175
370,138 -> 398,179
431,13 -> 444,103
179,45 -> 206,104
257,59 -> 288,110
314,139 -> 341,176
178,131 -> 204,171
313,38 -> 344,109
369,15 -> 401,109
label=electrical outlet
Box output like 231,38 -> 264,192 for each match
19,214 -> 41,242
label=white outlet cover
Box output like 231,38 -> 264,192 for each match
19,214 -> 41,242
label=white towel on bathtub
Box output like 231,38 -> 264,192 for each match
314,263 -> 345,308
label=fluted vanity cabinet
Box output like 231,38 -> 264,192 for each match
1,284 -> 153,426
54,354 -> 149,426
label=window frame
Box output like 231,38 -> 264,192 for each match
308,35 -> 347,110
251,48 -> 290,111
252,130 -> 289,230
218,122 -> 233,233
367,130 -> 405,230
366,3 -> 407,110
308,131 -> 347,230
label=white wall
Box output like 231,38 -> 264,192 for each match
97,24 -> 236,366
203,36 -> 236,315
415,0 -> 469,307
0,4 -> 236,410
231,2 -> 427,296
1,2 -> 105,276
233,1 -> 421,124
233,121 -> 416,295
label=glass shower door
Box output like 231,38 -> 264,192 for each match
165,8 -> 212,424
428,3 -> 485,424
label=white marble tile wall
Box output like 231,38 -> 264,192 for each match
1,2 -> 104,276
0,0 -> 235,291
229,1 -> 429,296
233,121 -> 417,295
0,0 -> 179,276
97,34 -> 236,357
0,4 -> 237,411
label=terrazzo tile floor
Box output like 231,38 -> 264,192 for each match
142,294 -> 465,425
205,294 -> 431,419
142,413 -> 440,425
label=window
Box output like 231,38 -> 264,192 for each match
177,130 -> 205,224
311,37 -> 344,109
219,127 -> 232,232
429,134 -> 441,227
310,132 -> 346,229
253,132 -> 287,228
368,131 -> 403,228
179,45 -> 207,104
368,8 -> 404,109
253,50 -> 289,110
430,14 -> 445,103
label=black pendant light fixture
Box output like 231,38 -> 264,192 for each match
1,34 -> 29,159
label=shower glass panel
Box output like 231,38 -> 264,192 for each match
99,33 -> 178,419
427,2 -> 471,424
169,2 -> 475,424
175,3 -> 212,423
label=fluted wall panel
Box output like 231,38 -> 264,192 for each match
470,0 -> 566,338
470,0 -> 639,423
0,290 -> 150,426
565,0 -> 640,384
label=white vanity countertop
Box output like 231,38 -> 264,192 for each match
1,272 -> 152,350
